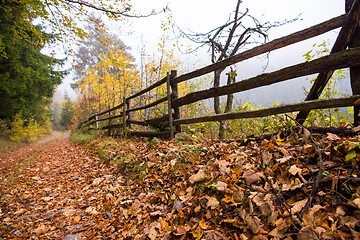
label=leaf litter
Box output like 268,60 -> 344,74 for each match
0,129 -> 359,239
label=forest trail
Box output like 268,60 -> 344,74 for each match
0,133 -> 118,239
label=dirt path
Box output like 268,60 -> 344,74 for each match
0,133 -> 119,239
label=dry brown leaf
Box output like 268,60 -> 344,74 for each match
288,165 -> 302,176
85,206 -> 99,215
261,150 -> 272,166
303,128 -> 311,143
289,199 -> 308,216
216,181 -> 227,192
351,198 -> 360,209
233,189 -> 244,203
303,204 -> 324,226
207,197 -> 220,209
276,156 -> 292,164
352,125 -> 360,132
31,176 -> 41,181
14,208 -> 26,215
132,199 -> 141,213
269,227 -> 285,238
92,177 -> 103,185
239,233 -> 248,240
35,224 -> 46,235
189,170 -> 206,184
148,227 -> 158,240
326,132 -> 341,141
336,206 -> 347,216
194,205 -> 201,213
244,216 -> 261,234
297,226 -> 318,240
242,170 -> 261,185
173,226 -> 188,236
214,159 -> 231,175
203,230 -> 227,240
259,202 -> 273,217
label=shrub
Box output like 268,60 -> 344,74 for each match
8,113 -> 50,142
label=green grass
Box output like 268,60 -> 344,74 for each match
70,128 -> 99,144
0,136 -> 23,153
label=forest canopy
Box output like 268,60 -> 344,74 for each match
0,2 -> 64,121
0,0 -> 152,126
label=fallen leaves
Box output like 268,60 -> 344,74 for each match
189,169 -> 206,184
0,130 -> 359,239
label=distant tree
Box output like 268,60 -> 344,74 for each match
52,98 -> 63,130
60,93 -> 74,129
73,16 -> 131,81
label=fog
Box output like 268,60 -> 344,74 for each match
56,0 -> 348,107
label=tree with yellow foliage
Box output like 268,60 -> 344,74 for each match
73,29 -> 139,124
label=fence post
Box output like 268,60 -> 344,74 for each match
122,96 -> 127,138
108,105 -> 111,135
127,99 -> 132,129
346,0 -> 360,126
166,72 -> 175,139
95,115 -> 99,130
170,70 -> 181,133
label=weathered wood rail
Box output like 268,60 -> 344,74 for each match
80,0 -> 360,139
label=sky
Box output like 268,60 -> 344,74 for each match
119,0 -> 344,63
58,0 -> 347,105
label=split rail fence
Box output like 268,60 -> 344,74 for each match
80,0 -> 360,139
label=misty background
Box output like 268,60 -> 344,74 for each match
55,0 -> 349,109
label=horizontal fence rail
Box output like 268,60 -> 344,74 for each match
174,95 -> 360,125
173,48 -> 360,108
79,5 -> 360,139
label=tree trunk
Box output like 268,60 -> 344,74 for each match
346,0 -> 360,126
213,69 -> 226,139
214,69 -> 222,115
215,68 -> 236,139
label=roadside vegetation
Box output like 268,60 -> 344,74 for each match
68,120 -> 360,239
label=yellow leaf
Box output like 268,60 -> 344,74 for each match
199,218 -> 210,230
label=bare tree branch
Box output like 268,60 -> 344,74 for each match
63,0 -> 164,18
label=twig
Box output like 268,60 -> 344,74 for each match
209,126 -> 357,145
301,177 -> 360,186
64,0 -> 163,18
285,114 -> 323,218
246,151 -> 301,230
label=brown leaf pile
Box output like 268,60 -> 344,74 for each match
1,130 -> 360,239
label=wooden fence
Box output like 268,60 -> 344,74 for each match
80,0 -> 360,139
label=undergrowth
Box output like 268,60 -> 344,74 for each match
70,127 -> 100,144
